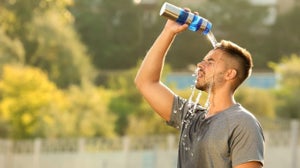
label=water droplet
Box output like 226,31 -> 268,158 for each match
185,147 -> 190,151
179,104 -> 184,110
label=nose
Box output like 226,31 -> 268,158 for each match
197,61 -> 205,70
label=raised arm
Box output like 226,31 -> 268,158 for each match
134,20 -> 188,121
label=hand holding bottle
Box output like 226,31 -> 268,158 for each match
160,2 -> 212,35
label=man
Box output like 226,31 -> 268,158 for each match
135,13 -> 265,168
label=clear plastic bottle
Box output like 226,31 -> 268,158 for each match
160,2 -> 212,35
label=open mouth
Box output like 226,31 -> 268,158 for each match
197,70 -> 205,78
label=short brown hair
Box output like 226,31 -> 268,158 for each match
216,40 -> 253,88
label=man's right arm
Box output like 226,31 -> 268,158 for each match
134,20 -> 188,121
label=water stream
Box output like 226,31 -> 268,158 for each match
188,31 -> 217,113
207,31 -> 218,49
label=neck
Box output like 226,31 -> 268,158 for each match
206,88 -> 236,117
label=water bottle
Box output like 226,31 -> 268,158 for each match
159,2 -> 212,35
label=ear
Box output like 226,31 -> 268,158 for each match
225,68 -> 238,80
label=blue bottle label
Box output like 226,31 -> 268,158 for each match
176,10 -> 189,25
174,9 -> 212,35
203,22 -> 212,35
189,15 -> 203,31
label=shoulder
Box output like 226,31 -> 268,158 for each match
224,104 -> 263,134
227,104 -> 259,124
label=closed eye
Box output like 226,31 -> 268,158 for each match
203,58 -> 215,65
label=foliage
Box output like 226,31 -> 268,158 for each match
0,65 -> 117,139
0,0 -> 95,88
108,68 -> 144,135
235,86 -> 276,118
0,6 -> 25,66
0,65 -> 68,139
265,6 -> 300,63
71,0 -> 146,70
0,27 -> 25,66
201,0 -> 267,37
27,9 -> 95,88
269,54 -> 300,119
66,83 -> 116,138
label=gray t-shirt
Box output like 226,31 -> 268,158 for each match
167,96 -> 264,168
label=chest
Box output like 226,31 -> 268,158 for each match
179,111 -> 231,158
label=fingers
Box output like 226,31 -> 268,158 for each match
164,8 -> 199,34
183,7 -> 199,16
183,7 -> 191,12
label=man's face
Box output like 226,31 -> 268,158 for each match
195,49 -> 228,91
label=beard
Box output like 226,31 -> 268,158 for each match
195,70 -> 224,92
195,81 -> 211,92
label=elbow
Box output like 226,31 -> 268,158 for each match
134,75 -> 143,91
134,74 -> 152,93
134,72 -> 159,92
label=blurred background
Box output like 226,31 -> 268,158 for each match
0,0 -> 299,167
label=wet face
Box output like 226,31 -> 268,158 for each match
195,49 -> 228,91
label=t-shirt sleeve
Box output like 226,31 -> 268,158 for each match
230,114 -> 265,167
166,95 -> 187,129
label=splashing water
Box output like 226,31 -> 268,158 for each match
188,66 -> 213,113
188,85 -> 196,105
188,68 -> 199,105
187,67 -> 204,113
192,90 -> 202,112
188,86 -> 203,113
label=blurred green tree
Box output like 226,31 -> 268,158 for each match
108,68 -> 144,135
270,54 -> 300,119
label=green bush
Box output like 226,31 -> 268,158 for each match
270,54 -> 300,119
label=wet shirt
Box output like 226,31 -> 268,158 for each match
167,96 -> 265,168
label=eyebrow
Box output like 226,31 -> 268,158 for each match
203,57 -> 215,62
